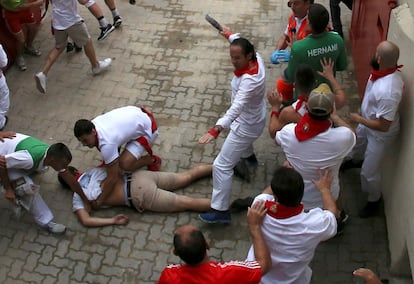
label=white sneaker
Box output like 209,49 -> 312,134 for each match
92,58 -> 112,75
45,221 -> 66,234
35,72 -> 47,94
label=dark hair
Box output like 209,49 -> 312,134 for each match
308,110 -> 330,121
271,167 -> 304,207
308,3 -> 329,34
295,64 -> 316,94
57,166 -> 79,189
231,37 -> 257,61
48,143 -> 72,161
74,119 -> 95,138
173,229 -> 207,265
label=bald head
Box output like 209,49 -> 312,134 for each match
173,225 -> 208,265
377,41 -> 400,69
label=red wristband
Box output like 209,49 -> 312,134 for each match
224,31 -> 232,39
271,110 -> 280,118
208,127 -> 220,138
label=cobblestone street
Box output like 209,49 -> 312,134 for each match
0,0 -> 389,283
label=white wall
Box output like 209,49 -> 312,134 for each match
383,1 -> 414,279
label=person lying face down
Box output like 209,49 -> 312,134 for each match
58,164 -> 212,227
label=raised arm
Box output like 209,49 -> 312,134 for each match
247,201 -> 271,275
312,169 -> 339,218
317,58 -> 347,109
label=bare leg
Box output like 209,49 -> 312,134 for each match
83,39 -> 99,67
119,153 -> 153,172
174,195 -> 211,212
12,31 -> 25,57
171,164 -> 213,189
25,23 -> 41,48
104,0 -> 116,10
87,3 -> 104,19
42,46 -> 65,75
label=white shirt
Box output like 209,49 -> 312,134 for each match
92,106 -> 153,164
0,133 -> 48,180
72,168 -> 107,211
284,16 -> 308,36
246,194 -> 337,284
361,72 -> 404,137
290,100 -> 307,117
276,123 -> 356,209
216,53 -> 266,138
50,0 -> 83,30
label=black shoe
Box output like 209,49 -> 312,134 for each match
0,116 -> 8,131
66,42 -> 74,52
129,0 -> 136,4
336,210 -> 349,236
113,15 -> 122,28
243,154 -> 258,167
98,24 -> 115,41
340,159 -> 363,172
230,197 -> 254,213
74,43 -> 82,52
359,199 -> 382,218
234,159 -> 250,182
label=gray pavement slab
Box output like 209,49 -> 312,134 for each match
0,0 -> 389,283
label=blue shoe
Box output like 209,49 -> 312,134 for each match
199,210 -> 231,224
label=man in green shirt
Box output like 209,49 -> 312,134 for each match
277,3 -> 347,105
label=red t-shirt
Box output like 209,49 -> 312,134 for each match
158,260 -> 262,284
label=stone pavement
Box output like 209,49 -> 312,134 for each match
0,0 -> 389,283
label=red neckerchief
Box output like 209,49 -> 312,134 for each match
294,113 -> 331,142
233,60 -> 259,77
370,65 -> 403,82
295,95 -> 308,112
74,172 -> 82,181
265,200 -> 304,219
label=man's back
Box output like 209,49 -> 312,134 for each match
286,31 -> 347,87
158,260 -> 262,284
247,194 -> 337,284
276,124 -> 355,209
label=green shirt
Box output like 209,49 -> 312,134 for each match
0,0 -> 26,11
15,136 -> 49,173
286,31 -> 347,88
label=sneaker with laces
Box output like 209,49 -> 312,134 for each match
45,221 -> 66,234
24,46 -> 41,56
97,24 -> 115,41
35,72 -> 47,94
147,155 -> 162,171
199,210 -> 231,224
113,15 -> 122,28
16,56 -> 27,71
92,58 -> 112,75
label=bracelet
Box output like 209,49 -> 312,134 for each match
271,110 -> 280,118
208,127 -> 220,138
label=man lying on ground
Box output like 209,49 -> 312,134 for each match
59,164 -> 212,227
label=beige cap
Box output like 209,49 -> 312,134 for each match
307,83 -> 334,116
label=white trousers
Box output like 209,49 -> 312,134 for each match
350,125 -> 396,202
14,176 -> 54,226
211,130 -> 257,211
0,77 -> 10,128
